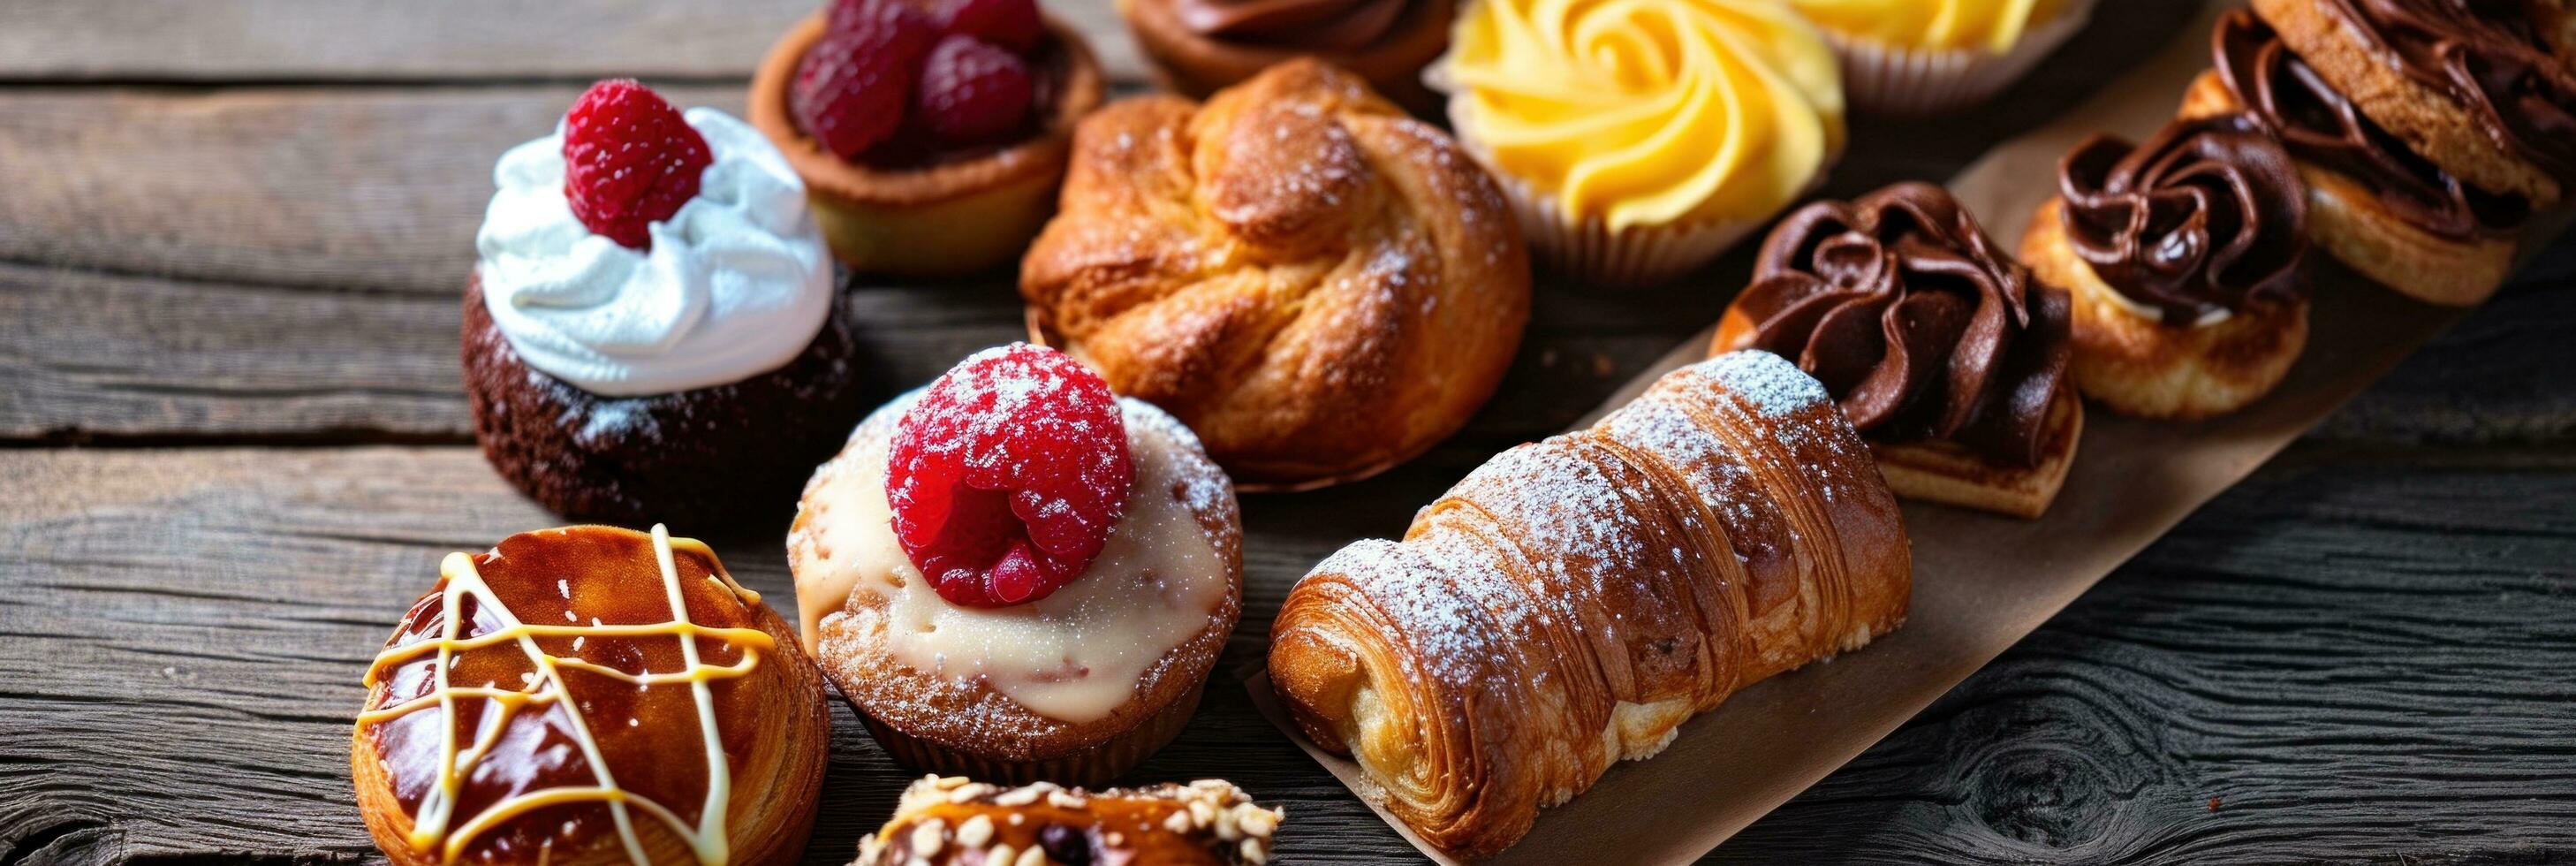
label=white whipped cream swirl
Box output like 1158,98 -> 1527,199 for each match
475,107 -> 832,397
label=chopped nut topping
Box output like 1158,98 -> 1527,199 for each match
987,842 -> 1015,866
909,818 -> 947,858
993,786 -> 1044,807
1162,809 -> 1193,834
955,814 -> 995,848
948,782 -> 996,804
1240,837 -> 1269,865
1236,806 -> 1279,839
1046,791 -> 1088,809
1012,846 -> 1049,866
931,775 -> 972,790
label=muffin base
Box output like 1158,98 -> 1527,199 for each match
462,274 -> 871,528
1827,0 -> 2096,116
856,685 -> 1205,787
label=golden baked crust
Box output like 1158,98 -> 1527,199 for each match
1868,390 -> 2080,520
1118,0 -> 1454,112
1019,59 -> 1532,490
1267,351 -> 1909,858
792,398 -> 1244,786
2023,200 -> 2310,421
2250,0 -> 2564,206
2181,70 -> 2515,306
352,526 -> 828,866
852,776 -> 1281,865
746,11 -> 1106,276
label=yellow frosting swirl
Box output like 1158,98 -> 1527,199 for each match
1786,0 -> 2071,53
1443,0 -> 1845,231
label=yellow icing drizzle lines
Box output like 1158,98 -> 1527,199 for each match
357,525 -> 773,865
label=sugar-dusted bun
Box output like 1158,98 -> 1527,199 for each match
852,775 -> 1283,865
1020,58 -> 1529,490
352,525 -> 828,866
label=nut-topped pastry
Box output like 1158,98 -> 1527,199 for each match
1120,0 -> 1455,111
2022,112 -> 2313,421
352,525 -> 829,866
2248,0 -> 2576,208
2186,9 -> 2537,306
852,776 -> 1283,865
749,0 -> 1105,276
1715,182 -> 2078,518
465,80 -> 865,528
1432,0 -> 1845,285
1019,59 -> 1530,490
792,345 -> 1243,785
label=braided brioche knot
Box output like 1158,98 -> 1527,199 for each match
1020,59 -> 1531,490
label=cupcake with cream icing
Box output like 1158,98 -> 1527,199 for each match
1786,0 -> 2096,114
465,79 -> 868,528
1430,0 -> 1845,285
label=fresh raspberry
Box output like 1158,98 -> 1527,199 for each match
937,0 -> 1044,55
888,344 -> 1132,608
795,0 -> 938,160
913,35 -> 1035,147
560,80 -> 712,250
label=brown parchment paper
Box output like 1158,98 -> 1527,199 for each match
1246,1 -> 2571,862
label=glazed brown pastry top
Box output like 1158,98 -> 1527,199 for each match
853,776 -> 1281,865
2057,112 -> 2311,323
2319,0 -> 2576,184
1171,0 -> 1412,49
2216,10 -> 2530,239
358,526 -> 814,864
1731,183 -> 2071,467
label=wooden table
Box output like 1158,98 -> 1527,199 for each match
4,2 -> 2570,863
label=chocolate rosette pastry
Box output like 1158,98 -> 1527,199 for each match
1716,182 -> 2079,518
2057,111 -> 2310,326
2186,9 -> 2530,306
2023,112 -> 2315,421
2251,0 -> 2576,205
1120,0 -> 1455,111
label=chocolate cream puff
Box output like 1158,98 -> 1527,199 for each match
466,80 -> 866,528
2186,9 -> 2536,305
2022,112 -> 2314,421
1716,182 -> 2079,518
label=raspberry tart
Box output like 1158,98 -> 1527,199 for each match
789,344 -> 1243,785
466,80 -> 865,528
749,0 -> 1105,277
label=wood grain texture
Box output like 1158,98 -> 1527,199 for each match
1716,452 -> 2576,864
0,0 -> 1143,84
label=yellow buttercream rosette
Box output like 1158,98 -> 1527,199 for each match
1789,0 -> 2071,54
1436,0 -> 1845,284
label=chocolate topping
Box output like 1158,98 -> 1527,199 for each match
1171,0 -> 1411,49
1734,183 -> 2072,467
2318,0 -> 2576,183
2057,112 -> 2312,323
2216,10 -> 2530,239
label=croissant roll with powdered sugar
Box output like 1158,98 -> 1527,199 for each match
1266,350 -> 1912,858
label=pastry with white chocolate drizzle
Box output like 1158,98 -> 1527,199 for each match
792,344 -> 1243,785
352,524 -> 830,866
852,775 -> 1282,866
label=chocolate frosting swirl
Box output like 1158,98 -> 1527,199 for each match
2320,0 -> 2576,184
1171,0 -> 1411,50
2058,112 -> 2311,323
2216,10 -> 2530,239
1734,183 -> 2072,467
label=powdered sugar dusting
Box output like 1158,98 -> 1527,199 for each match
1694,350 -> 1829,420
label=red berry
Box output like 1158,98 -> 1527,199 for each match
913,35 -> 1035,147
560,80 -> 712,250
795,0 -> 938,160
938,0 -> 1044,54
888,344 -> 1133,608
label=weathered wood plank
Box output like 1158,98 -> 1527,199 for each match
0,0 -> 1145,85
1716,451 -> 2576,864
4,446 -> 2569,863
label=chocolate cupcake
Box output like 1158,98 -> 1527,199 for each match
465,80 -> 867,528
